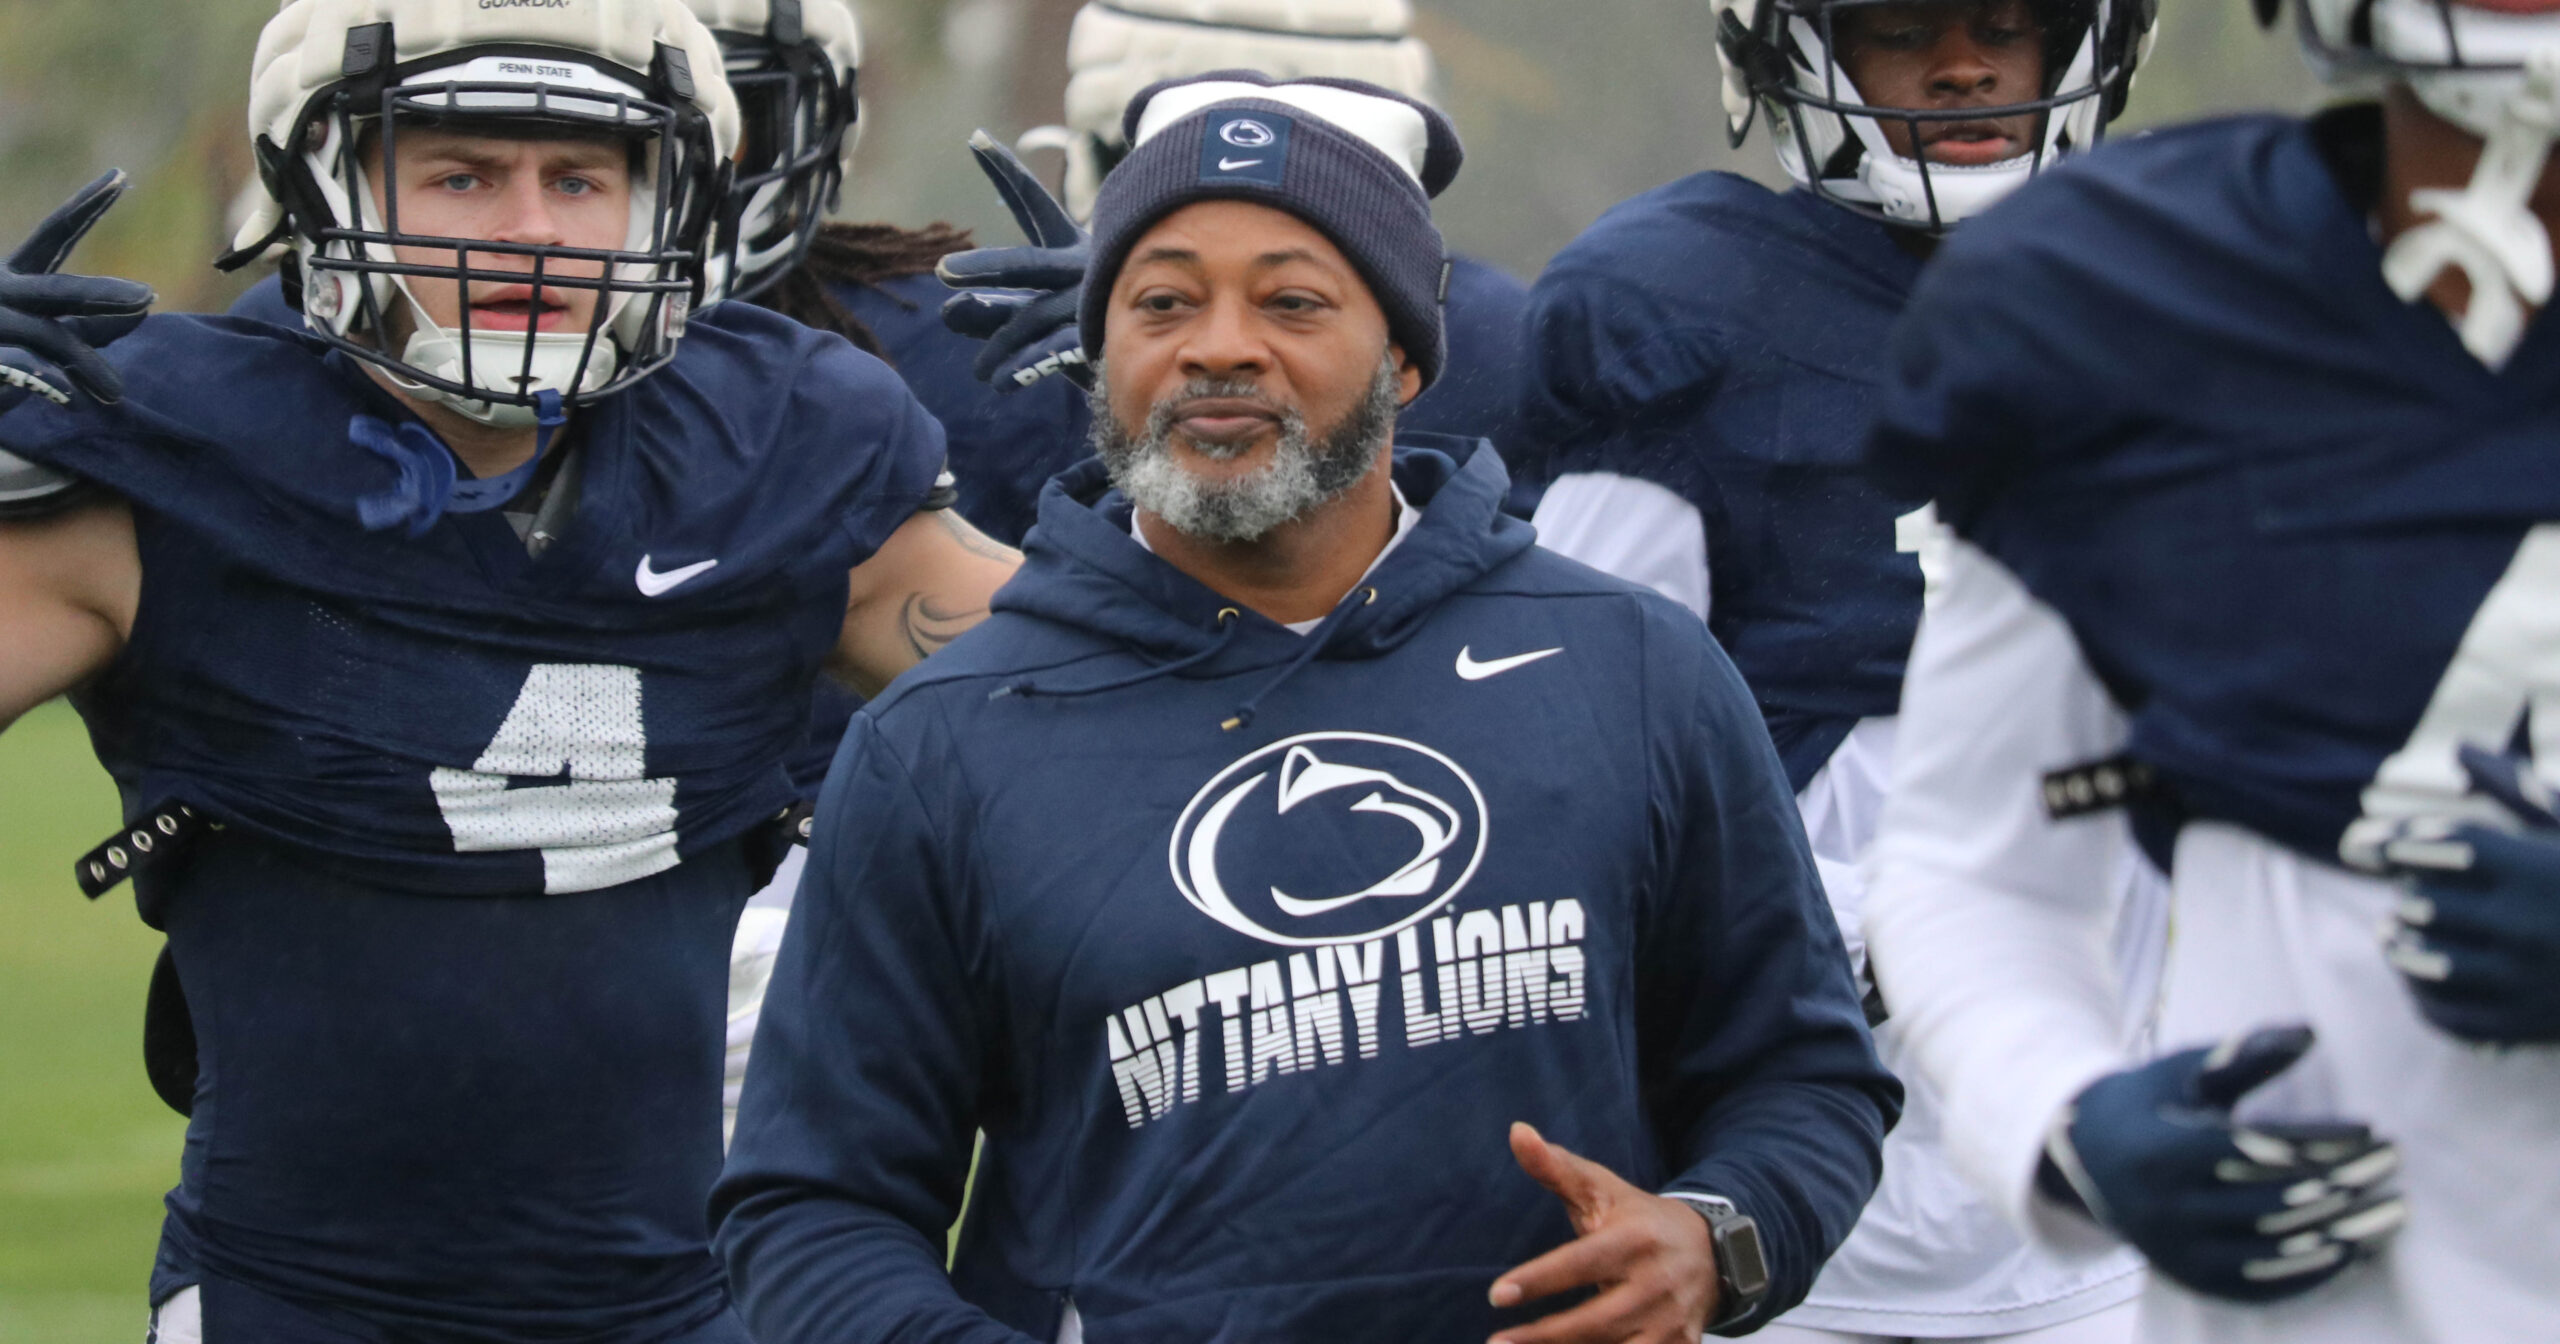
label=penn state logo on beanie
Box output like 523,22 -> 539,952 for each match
1079,71 -> 1463,389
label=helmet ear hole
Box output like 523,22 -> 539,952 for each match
2252,0 -> 2283,29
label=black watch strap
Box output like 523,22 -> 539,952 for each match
1668,1193 -> 1770,1333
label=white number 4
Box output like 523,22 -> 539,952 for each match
431,664 -> 681,893
2347,524 -> 2560,865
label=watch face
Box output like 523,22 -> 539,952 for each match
1719,1216 -> 1770,1301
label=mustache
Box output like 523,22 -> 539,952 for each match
1147,377 -> 1294,430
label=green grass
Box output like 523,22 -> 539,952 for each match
0,701 -> 182,1340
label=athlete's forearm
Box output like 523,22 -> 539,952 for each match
832,509 -> 1021,696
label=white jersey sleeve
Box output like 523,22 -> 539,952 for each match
1863,536 -> 2139,1251
1530,471 -> 1711,621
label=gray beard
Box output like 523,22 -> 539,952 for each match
1090,355 -> 1402,545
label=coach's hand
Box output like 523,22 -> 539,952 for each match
937,131 -> 1093,392
0,170 -> 153,408
2037,1025 -> 2405,1304
2371,745 -> 2560,1044
1488,1122 -> 1716,1344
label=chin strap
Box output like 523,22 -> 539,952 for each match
352,389 -> 568,538
2382,50 -> 2560,367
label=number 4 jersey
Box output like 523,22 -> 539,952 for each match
1,301 -> 944,899
0,299 -> 944,1338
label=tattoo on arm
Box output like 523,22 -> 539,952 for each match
900,593 -> 986,662
935,508 -> 1019,563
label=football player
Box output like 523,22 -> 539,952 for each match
1516,2 -> 2165,1342
0,1 -> 1015,1340
939,0 -> 1542,529
670,0 -> 1061,548
1861,0 -> 2560,1339
221,0 -> 1006,1146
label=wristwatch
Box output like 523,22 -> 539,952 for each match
1668,1193 -> 1769,1333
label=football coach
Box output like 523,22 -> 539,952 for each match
712,73 -> 1899,1344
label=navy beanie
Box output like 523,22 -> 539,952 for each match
1079,71 -> 1464,389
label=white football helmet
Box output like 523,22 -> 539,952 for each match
2269,0 -> 2560,363
683,0 -> 862,304
1023,0 -> 1438,221
226,0 -> 741,427
1714,0 -> 2156,232
2280,0 -> 2560,135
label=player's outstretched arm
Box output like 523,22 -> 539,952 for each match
0,171 -> 152,734
831,508 -> 1021,697
0,495 -> 137,734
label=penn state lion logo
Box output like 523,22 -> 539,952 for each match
1219,118 -> 1277,149
1171,732 -> 1488,947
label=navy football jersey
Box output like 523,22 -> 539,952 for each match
6,305 -> 940,895
1521,175 -> 1928,788
0,303 -> 943,1334
226,276 -> 875,803
1872,107 -> 2560,864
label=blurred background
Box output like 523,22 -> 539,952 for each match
0,0 -> 2325,1338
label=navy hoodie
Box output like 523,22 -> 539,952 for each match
713,436 -> 1897,1344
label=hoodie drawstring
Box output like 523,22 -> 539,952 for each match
989,607 -> 1244,703
1221,585 -> 1377,733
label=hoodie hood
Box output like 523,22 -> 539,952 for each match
996,433 -> 1535,675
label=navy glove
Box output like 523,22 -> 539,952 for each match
0,171 -> 154,409
2371,744 -> 2560,1044
937,131 -> 1094,392
2037,1025 -> 2404,1303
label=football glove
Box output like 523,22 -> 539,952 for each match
0,171 -> 153,410
937,131 -> 1094,392
2037,1025 -> 2405,1303
2371,744 -> 2560,1045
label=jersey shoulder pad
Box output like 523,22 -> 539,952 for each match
661,301 -> 948,560
0,315 -> 356,508
1546,172 -> 1786,293
1876,114 -> 2322,526
680,299 -> 926,433
1522,178 -> 1775,424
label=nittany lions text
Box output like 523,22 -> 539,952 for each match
1105,898 -> 1590,1129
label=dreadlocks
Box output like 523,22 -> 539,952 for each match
759,221 -> 976,359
